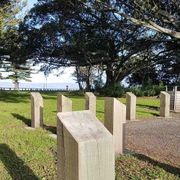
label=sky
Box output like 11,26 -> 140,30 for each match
26,0 -> 39,12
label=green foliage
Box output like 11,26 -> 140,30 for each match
0,0 -> 27,69
129,83 -> 165,97
99,83 -> 125,97
0,0 -> 26,35
21,0 -> 168,88
1,61 -> 32,89
129,86 -> 145,97
121,0 -> 180,39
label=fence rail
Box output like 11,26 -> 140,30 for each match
0,87 -> 78,92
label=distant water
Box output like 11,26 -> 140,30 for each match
0,82 -> 79,90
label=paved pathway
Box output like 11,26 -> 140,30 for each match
125,113 -> 180,168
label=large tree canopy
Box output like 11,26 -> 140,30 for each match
20,0 -> 179,88
100,0 -> 180,39
22,0 -> 162,86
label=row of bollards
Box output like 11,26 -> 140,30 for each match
30,91 -> 170,180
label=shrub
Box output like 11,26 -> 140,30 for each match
130,87 -> 144,97
99,83 -> 125,97
128,82 -> 165,97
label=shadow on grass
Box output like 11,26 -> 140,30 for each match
132,153 -> 180,177
43,125 -> 57,134
136,110 -> 159,117
11,113 -> 31,126
137,104 -> 159,111
42,95 -> 57,100
96,110 -> 104,114
0,144 -> 39,179
0,91 -> 29,103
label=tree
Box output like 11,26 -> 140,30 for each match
98,0 -> 180,39
0,0 -> 31,88
0,0 -> 27,65
128,57 -> 180,86
21,0 -> 162,88
72,65 -> 103,91
1,61 -> 32,90
127,67 -> 160,87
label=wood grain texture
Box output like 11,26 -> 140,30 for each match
126,92 -> 136,120
57,110 -> 115,180
167,91 -> 175,110
160,91 -> 170,117
57,94 -> 72,112
167,87 -> 180,112
104,97 -> 126,155
174,91 -> 180,112
31,92 -> 43,128
85,92 -> 96,115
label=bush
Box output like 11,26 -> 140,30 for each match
98,83 -> 125,97
130,87 -> 144,97
128,83 -> 165,97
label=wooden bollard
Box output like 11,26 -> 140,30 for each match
57,110 -> 115,180
160,91 -> 170,117
57,94 -> 72,112
31,92 -> 43,128
85,92 -> 96,115
126,92 -> 136,120
104,97 -> 126,155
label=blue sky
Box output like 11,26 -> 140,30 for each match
27,0 -> 37,9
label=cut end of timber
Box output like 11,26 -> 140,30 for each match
57,110 -> 112,142
57,94 -> 72,112
31,92 -> 43,105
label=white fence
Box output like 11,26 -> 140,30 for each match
166,86 -> 180,112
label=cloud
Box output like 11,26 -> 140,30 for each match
30,67 -> 76,83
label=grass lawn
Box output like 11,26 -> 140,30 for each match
0,91 -> 179,179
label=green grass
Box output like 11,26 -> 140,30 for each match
0,91 -> 178,179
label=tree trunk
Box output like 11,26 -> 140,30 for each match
85,77 -> 91,91
75,66 -> 83,90
14,80 -> 19,90
85,67 -> 91,91
77,78 -> 83,90
105,68 -> 116,88
104,68 -> 127,88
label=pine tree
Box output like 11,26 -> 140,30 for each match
1,61 -> 32,90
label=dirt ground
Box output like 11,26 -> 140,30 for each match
125,112 -> 180,168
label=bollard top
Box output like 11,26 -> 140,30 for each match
31,92 -> 43,105
57,94 -> 72,112
85,92 -> 96,97
160,91 -> 170,96
57,94 -> 72,102
126,92 -> 136,97
57,110 -> 112,142
105,97 -> 126,108
31,92 -> 42,98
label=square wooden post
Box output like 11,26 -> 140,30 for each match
104,97 -> 126,155
85,92 -> 96,115
57,110 -> 115,180
57,94 -> 72,112
31,92 -> 43,128
160,91 -> 170,117
126,92 -> 136,120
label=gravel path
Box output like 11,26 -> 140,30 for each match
125,113 -> 180,168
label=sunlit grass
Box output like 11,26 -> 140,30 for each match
0,91 -> 177,179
